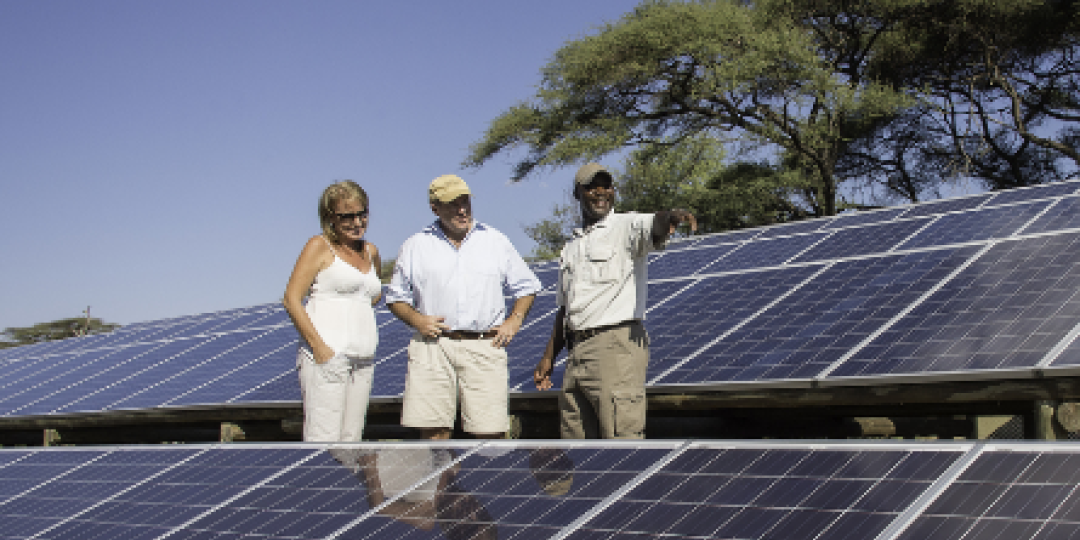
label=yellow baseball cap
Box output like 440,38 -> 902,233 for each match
429,174 -> 471,203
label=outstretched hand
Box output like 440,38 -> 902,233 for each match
668,209 -> 697,234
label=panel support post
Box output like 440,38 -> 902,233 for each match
1034,400 -> 1068,440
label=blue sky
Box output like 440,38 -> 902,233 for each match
0,0 -> 648,329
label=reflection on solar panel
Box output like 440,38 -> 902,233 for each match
5,441 -> 1080,540
4,179 -> 1080,417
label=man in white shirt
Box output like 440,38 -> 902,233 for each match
533,163 -> 695,439
388,174 -> 541,440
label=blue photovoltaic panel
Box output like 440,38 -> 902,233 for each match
691,228 -> 761,247
163,327 -> 297,407
117,327 -> 298,410
0,345 -> 157,416
0,449 -> 108,504
1023,195 -> 1080,236
39,447 -> 316,540
648,244 -> 739,279
2,343 -> 168,417
369,319 -> 421,399
791,217 -> 932,264
569,444 -> 962,540
896,448 -> 1080,540
51,330 -> 275,414
896,193 -> 993,220
643,267 -> 822,384
834,233 -> 1080,378
0,448 -> 201,540
753,218 -> 829,240
533,264 -> 561,292
896,200 -> 1051,251
506,293 -> 562,391
705,233 -> 828,273
822,207 -> 907,230
230,369 -> 302,403
984,180 -> 1080,207
657,247 -> 980,385
338,443 -> 677,540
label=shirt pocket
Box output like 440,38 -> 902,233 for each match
586,239 -> 620,283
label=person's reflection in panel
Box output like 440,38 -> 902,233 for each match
528,447 -> 575,497
331,447 -> 497,539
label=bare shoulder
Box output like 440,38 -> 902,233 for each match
365,240 -> 380,259
299,235 -> 334,265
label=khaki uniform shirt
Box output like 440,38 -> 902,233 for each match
557,212 -> 663,331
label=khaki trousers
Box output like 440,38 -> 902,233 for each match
560,322 -> 649,439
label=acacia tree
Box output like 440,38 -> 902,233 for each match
466,0 -> 915,217
1,317 -> 120,348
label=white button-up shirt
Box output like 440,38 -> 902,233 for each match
557,212 -> 662,331
387,220 -> 542,331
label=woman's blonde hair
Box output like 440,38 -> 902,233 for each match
318,180 -> 369,244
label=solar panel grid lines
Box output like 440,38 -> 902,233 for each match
0,449 -> 111,509
815,243 -> 997,382
831,231 -> 1080,380
0,344 -> 169,418
790,217 -> 935,264
822,207 -> 908,231
894,192 -> 995,221
19,448 -> 209,540
664,245 -> 992,386
333,440 -> 684,540
322,442 -> 487,539
564,441 -> 972,540
982,179 -> 1080,208
892,443 -> 1080,540
101,326 -> 283,411
1034,316 -> 1080,369
148,446 -> 323,540
896,199 -> 1056,252
752,217 -> 831,241
547,440 -> 692,540
1011,197 -> 1069,238
154,327 -> 302,409
647,263 -> 834,386
872,443 -> 987,540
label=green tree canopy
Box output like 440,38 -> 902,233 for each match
467,0 -> 1080,221
1,317 -> 121,349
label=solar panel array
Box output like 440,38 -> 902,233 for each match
3,440 -> 1080,540
5,180 -> 1080,418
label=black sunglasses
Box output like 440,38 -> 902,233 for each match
334,209 -> 369,221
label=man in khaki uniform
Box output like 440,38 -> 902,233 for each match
533,163 -> 696,439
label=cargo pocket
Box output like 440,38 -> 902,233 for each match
612,390 -> 645,438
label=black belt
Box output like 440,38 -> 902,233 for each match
568,320 -> 639,347
442,330 -> 498,340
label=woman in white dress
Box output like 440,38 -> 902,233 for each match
284,181 -> 382,442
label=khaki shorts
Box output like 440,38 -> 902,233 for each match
560,321 -> 649,439
401,333 -> 509,434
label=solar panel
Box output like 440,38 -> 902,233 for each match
896,193 -> 993,220
822,207 -> 907,230
643,266 -> 823,384
789,217 -> 932,264
704,233 -> 828,273
896,200 -> 1052,251
569,442 -> 965,540
894,444 -> 1080,540
830,232 -> 1080,379
984,180 -> 1080,207
28,441 -> 1080,540
753,218 -> 830,240
1023,196 -> 1080,236
5,181 -> 1080,418
647,243 -> 740,279
655,247 -> 981,385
